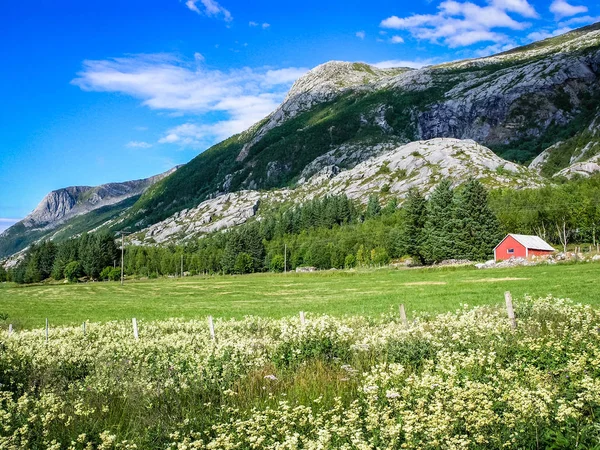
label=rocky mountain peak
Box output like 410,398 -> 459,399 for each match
18,166 -> 179,232
285,61 -> 409,101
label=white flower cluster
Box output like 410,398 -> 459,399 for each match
1,296 -> 599,449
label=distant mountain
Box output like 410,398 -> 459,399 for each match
0,167 -> 178,258
2,23 -> 600,259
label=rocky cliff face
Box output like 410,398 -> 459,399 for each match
21,167 -> 178,230
0,167 -> 179,258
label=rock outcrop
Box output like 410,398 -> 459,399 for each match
130,138 -> 542,245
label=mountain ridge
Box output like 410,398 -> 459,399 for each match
3,24 -> 600,259
0,167 -> 179,258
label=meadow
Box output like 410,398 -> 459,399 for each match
1,261 -> 599,329
1,296 -> 600,449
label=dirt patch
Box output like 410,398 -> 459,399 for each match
402,281 -> 447,286
463,277 -> 531,283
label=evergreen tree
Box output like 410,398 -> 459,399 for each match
402,188 -> 428,265
365,195 -> 381,219
37,241 -> 57,280
24,252 -> 41,284
382,197 -> 398,216
0,265 -> 6,282
422,180 -> 456,264
454,179 -> 503,261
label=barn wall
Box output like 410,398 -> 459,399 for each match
495,237 -> 527,261
529,249 -> 554,258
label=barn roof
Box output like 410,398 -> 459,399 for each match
499,234 -> 555,252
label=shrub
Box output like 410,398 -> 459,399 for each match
234,252 -> 254,274
63,261 -> 82,282
270,254 -> 285,272
344,254 -> 357,269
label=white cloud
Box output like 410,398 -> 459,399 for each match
194,52 -> 205,62
126,141 -> 153,148
490,0 -> 538,18
390,35 -> 405,44
185,0 -> 232,22
73,54 -> 308,148
526,26 -> 572,42
249,21 -> 270,29
380,0 -> 538,47
356,30 -> 366,39
134,126 -> 148,131
473,41 -> 517,56
550,0 -> 588,19
559,15 -> 600,26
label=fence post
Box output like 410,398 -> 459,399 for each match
399,304 -> 408,327
299,311 -> 306,325
132,318 -> 139,340
83,322 -> 86,336
504,291 -> 517,329
208,316 -> 216,341
8,324 -> 13,336
45,318 -> 49,343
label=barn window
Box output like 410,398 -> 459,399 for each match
507,248 -> 514,254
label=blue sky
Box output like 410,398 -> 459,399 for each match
0,0 -> 598,232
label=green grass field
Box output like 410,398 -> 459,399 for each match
1,262 -> 599,329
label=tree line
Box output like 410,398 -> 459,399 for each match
2,175 -> 599,284
4,231 -> 119,284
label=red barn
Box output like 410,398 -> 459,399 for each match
494,234 -> 555,262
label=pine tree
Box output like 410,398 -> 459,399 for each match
422,180 -> 456,264
365,195 -> 381,219
454,179 -> 503,261
402,188 -> 427,264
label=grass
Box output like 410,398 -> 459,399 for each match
1,262 -> 599,329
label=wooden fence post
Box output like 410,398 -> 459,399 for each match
399,304 -> 408,327
8,324 -> 13,336
505,291 -> 517,329
45,318 -> 49,343
132,318 -> 139,340
83,322 -> 86,336
208,316 -> 216,341
299,311 -> 306,325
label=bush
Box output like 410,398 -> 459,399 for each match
100,267 -> 112,281
108,267 -> 121,281
63,261 -> 82,282
234,253 -> 254,274
270,254 -> 285,272
344,254 -> 356,269
371,247 -> 390,266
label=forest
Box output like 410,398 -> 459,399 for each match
2,175 -> 599,283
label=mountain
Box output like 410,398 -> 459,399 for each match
0,167 -> 178,258
2,24 -> 600,258
128,138 -> 542,246
118,23 -> 600,232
